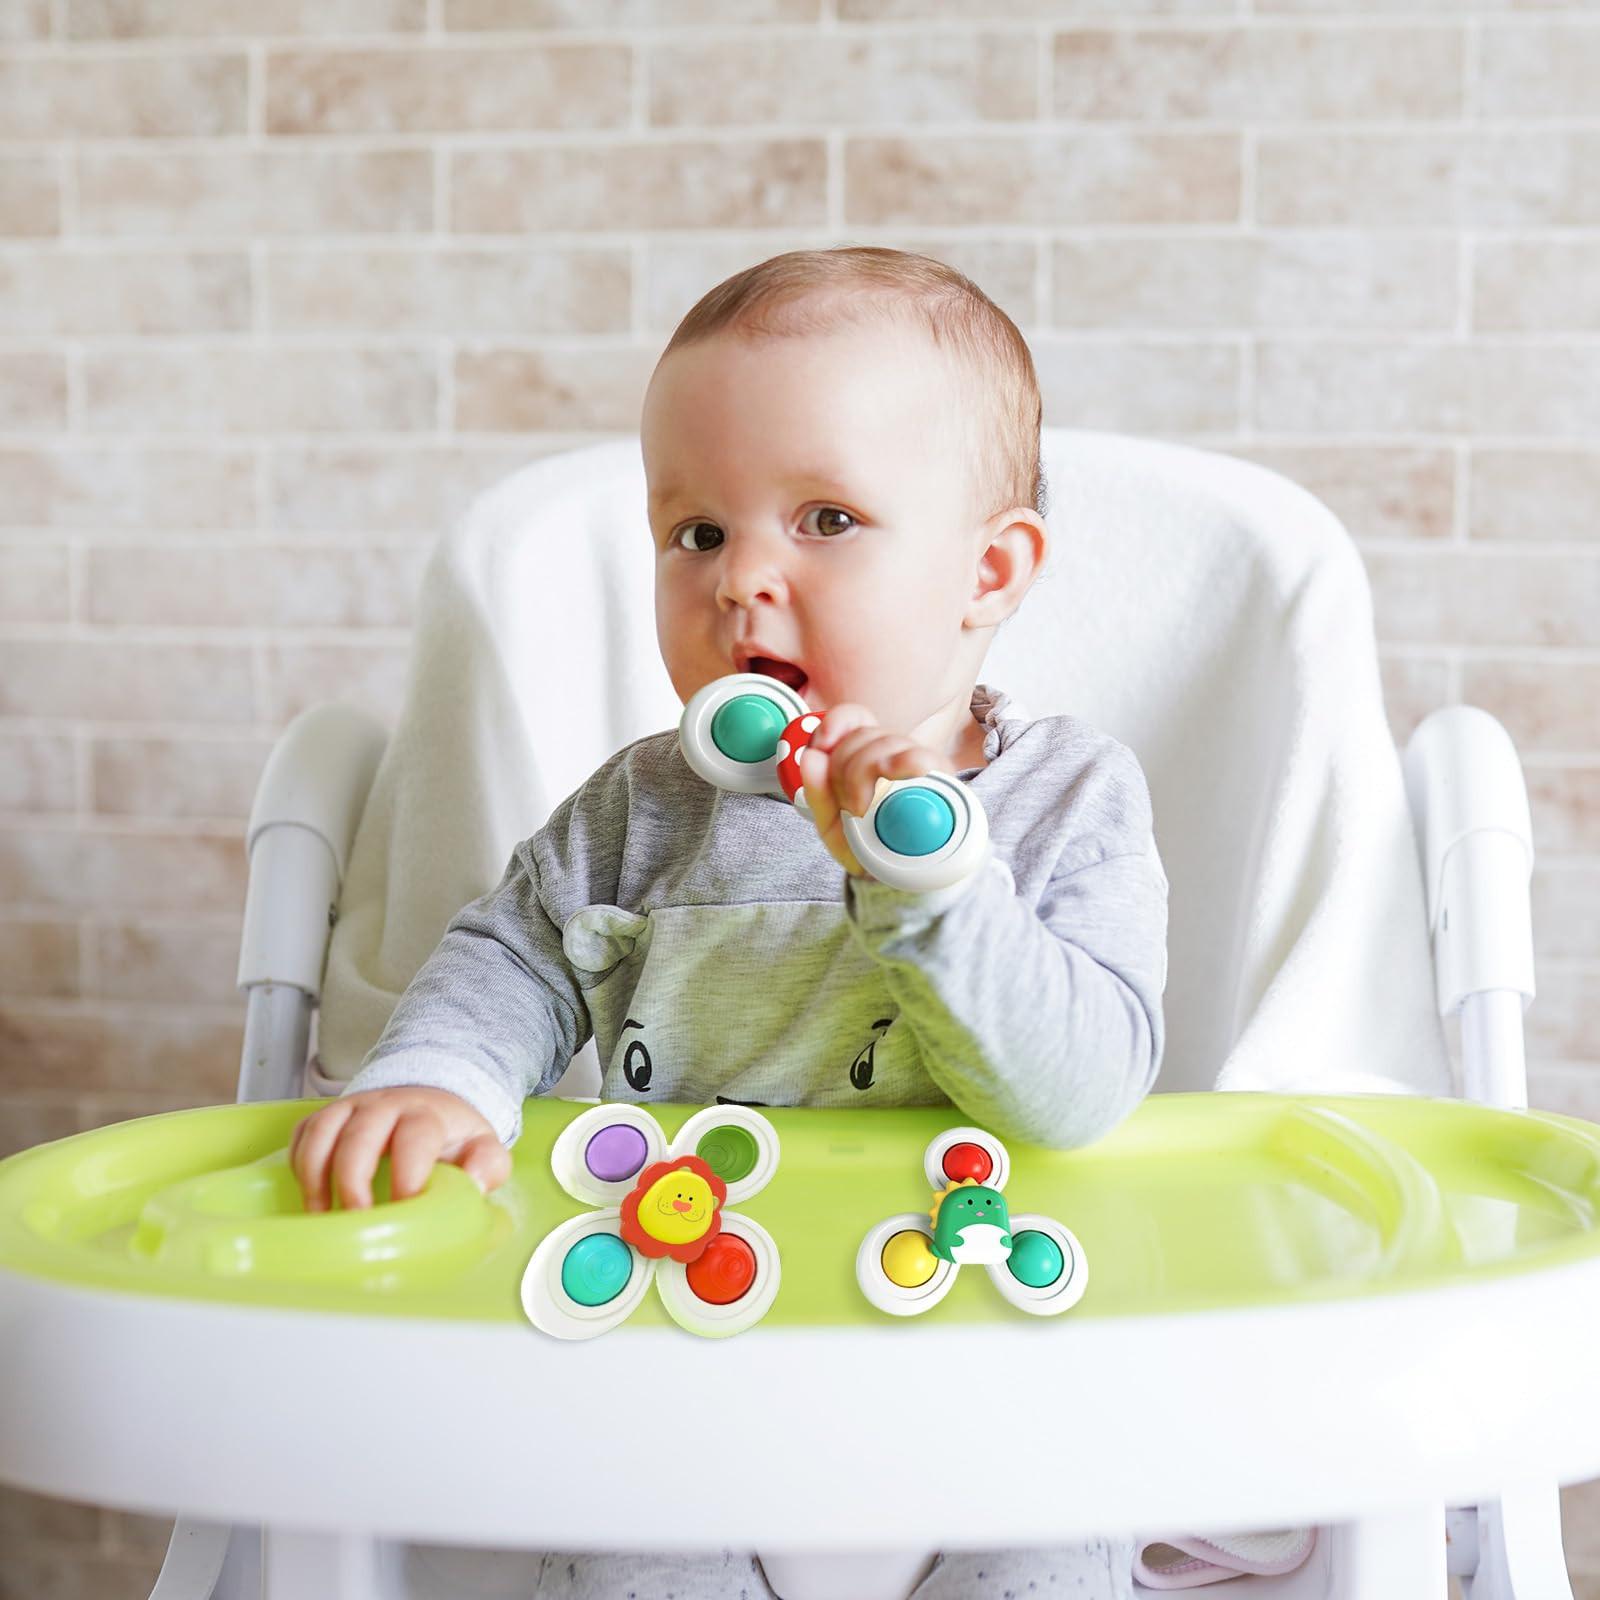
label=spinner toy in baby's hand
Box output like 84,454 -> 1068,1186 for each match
856,1126 -> 1087,1319
678,672 -> 990,894
520,1103 -> 781,1340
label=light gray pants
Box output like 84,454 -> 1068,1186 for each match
404,1538 -> 1139,1598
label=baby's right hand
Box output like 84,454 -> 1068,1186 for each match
289,1086 -> 512,1212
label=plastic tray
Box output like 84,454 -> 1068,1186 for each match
2,1092 -> 1598,1327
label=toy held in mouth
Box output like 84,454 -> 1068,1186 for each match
678,671 -> 991,894
856,1125 -> 1088,1319
521,1102 -> 781,1340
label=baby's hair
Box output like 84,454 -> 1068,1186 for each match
659,246 -> 1048,526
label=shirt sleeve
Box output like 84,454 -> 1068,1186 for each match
841,743 -> 1169,1150
340,755 -> 632,1145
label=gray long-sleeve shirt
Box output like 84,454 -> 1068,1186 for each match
345,684 -> 1169,1150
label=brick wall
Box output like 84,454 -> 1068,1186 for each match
0,1 -> 1596,1593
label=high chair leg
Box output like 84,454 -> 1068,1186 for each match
757,1547 -> 938,1600
147,1521 -> 263,1600
260,1527 -> 405,1600
1459,1483 -> 1575,1600
1325,1504 -> 1446,1599
148,1518 -> 230,1599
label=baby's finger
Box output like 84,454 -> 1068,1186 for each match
799,742 -> 840,838
288,1107 -> 326,1167
388,1108 -> 448,1202
329,1103 -> 400,1211
453,1131 -> 513,1196
831,733 -> 927,816
800,744 -> 865,876
856,740 -> 951,816
816,725 -> 887,805
808,703 -> 876,756
291,1101 -> 355,1213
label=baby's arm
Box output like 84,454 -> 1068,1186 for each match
291,755 -> 629,1210
340,840 -> 591,1140
839,739 -> 1168,1150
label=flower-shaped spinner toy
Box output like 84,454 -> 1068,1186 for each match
521,1103 -> 781,1340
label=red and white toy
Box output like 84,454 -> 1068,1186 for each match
775,712 -> 824,815
678,673 -> 990,895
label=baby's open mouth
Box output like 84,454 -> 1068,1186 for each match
747,656 -> 808,692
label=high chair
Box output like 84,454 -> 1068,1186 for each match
0,428 -> 1595,1600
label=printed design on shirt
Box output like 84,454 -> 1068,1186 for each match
619,1017 -> 651,1093
568,899 -> 940,1111
849,1016 -> 894,1092
563,904 -> 657,1094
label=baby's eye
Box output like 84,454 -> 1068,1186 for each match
672,520 -> 723,553
802,506 -> 856,538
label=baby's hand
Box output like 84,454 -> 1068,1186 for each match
288,1085 -> 511,1212
798,704 -> 954,879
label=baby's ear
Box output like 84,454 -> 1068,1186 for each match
966,507 -> 1048,628
562,904 -> 650,974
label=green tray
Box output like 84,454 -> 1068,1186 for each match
2,1092 -> 1598,1326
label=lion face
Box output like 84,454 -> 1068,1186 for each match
635,1165 -> 717,1246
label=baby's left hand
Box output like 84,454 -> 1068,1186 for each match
797,704 -> 954,879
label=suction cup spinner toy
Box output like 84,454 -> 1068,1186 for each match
521,1103 -> 781,1341
857,1126 -> 1088,1319
678,672 -> 990,894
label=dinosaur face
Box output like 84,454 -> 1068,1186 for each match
931,1180 -> 1012,1264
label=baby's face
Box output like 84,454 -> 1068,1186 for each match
642,320 -> 988,736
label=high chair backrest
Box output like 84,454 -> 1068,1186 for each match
316,426 -> 1452,1102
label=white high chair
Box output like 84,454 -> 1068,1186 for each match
2,428 -> 1585,1600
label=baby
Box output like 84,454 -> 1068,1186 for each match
291,246 -> 1167,1600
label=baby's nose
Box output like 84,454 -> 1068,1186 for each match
715,542 -> 788,610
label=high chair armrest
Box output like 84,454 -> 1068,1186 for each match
1402,705 -> 1535,1019
237,703 -> 387,998
1403,706 -> 1536,1110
